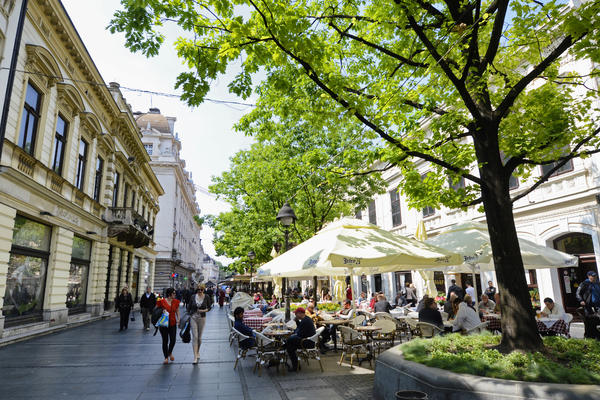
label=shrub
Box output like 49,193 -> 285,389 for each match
400,334 -> 600,384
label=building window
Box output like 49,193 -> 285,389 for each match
112,172 -> 120,207
144,144 -> 153,155
509,175 -> 519,190
75,139 -> 88,190
389,189 -> 402,227
18,83 -> 42,155
449,176 -> 465,191
131,191 -> 136,209
67,236 -> 91,314
51,114 -> 68,175
368,200 -> 377,225
421,173 -> 435,217
123,183 -> 129,209
93,156 -> 104,202
541,160 -> 573,178
3,215 -> 51,324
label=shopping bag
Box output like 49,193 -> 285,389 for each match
180,321 -> 191,343
156,310 -> 170,327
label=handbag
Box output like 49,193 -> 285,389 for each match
156,310 -> 170,327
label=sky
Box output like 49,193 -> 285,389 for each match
61,0 -> 254,264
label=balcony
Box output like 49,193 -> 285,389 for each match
104,207 -> 153,248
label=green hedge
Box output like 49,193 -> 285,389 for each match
400,334 -> 600,384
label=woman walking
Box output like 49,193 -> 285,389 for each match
157,287 -> 180,364
115,287 -> 133,331
218,288 -> 225,309
187,285 -> 212,364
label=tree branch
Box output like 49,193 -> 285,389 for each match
480,0 -> 509,72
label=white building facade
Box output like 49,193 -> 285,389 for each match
137,109 -> 202,291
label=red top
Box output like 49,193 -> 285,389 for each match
158,298 -> 180,326
346,287 -> 352,300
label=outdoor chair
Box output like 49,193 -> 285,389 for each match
227,314 -> 236,346
372,319 -> 396,355
253,331 -> 286,376
338,325 -> 370,369
232,328 -> 256,369
406,318 -> 420,337
415,321 -> 443,338
349,314 -> 366,328
394,319 -> 411,343
285,320 -> 297,330
374,312 -> 395,321
464,321 -> 488,335
563,313 -> 574,337
441,311 -> 449,321
298,326 -> 325,372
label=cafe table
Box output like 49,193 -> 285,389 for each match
536,317 -> 570,337
481,313 -> 501,331
317,318 -> 350,351
355,325 -> 382,363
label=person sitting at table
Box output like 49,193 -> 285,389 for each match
477,294 -> 496,314
416,294 -> 429,313
336,300 -> 353,318
358,292 -> 368,305
419,297 -> 444,329
233,307 -> 255,349
269,295 -> 279,309
374,294 -> 394,313
540,297 -> 565,320
452,295 -> 481,332
493,293 -> 501,314
284,307 -> 316,372
395,291 -> 407,307
300,295 -> 310,305
369,292 -> 378,310
444,292 -> 457,319
306,303 -> 331,354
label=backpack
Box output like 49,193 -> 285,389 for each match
179,320 -> 191,343
151,306 -> 163,336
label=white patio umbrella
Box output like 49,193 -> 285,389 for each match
256,218 -> 462,312
425,221 -> 578,305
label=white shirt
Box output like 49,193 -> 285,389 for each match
453,302 -> 481,332
465,286 -> 475,299
541,302 -> 565,320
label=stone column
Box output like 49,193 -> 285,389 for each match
87,241 -> 109,316
148,260 -> 156,291
120,250 -> 129,291
107,246 -> 121,309
44,227 -> 74,325
0,204 -> 17,336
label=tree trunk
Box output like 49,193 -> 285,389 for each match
475,131 -> 543,353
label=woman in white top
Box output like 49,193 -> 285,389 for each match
452,295 -> 481,332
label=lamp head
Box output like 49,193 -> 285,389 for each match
248,250 -> 256,261
276,202 -> 297,227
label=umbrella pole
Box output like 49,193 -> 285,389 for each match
350,268 -> 356,315
472,264 -> 479,309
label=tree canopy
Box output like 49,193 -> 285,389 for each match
110,0 -> 600,351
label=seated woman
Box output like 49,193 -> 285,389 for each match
233,307 -> 255,349
452,295 -> 481,332
268,295 -> 279,309
418,297 -> 443,329
306,303 -> 330,353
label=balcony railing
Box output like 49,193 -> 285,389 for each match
104,207 -> 153,248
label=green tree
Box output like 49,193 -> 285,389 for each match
110,0 -> 600,352
208,117 -> 386,271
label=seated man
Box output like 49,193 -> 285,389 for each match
444,292 -> 457,319
306,303 -> 330,354
374,294 -> 394,313
357,292 -> 368,305
233,307 -> 255,349
452,295 -> 482,332
336,300 -> 353,319
395,291 -> 407,307
418,297 -> 443,329
284,307 -> 316,372
477,294 -> 496,314
541,297 -> 565,320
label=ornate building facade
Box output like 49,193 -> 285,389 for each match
0,0 -> 163,339
137,108 -> 202,291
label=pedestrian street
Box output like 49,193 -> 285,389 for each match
0,306 -> 375,400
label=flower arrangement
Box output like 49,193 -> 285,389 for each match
435,292 -> 446,305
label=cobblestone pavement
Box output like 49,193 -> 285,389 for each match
0,306 -> 375,400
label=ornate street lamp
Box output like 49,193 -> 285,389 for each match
248,250 -> 256,292
277,202 -> 297,321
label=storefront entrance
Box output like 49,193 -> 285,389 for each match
553,233 -> 599,313
67,236 -> 91,315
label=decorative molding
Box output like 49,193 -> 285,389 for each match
24,44 -> 63,88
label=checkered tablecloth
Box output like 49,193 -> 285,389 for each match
482,315 -> 501,331
536,319 -> 570,337
243,316 -> 272,330
244,308 -> 263,317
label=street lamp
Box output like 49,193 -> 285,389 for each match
248,250 -> 255,292
277,202 -> 297,321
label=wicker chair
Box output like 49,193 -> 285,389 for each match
298,326 -> 325,372
415,321 -> 443,338
253,331 -> 286,376
227,314 -> 236,347
349,314 -> 366,328
338,325 -> 369,368
232,328 -> 256,369
464,321 -> 488,335
372,319 -> 397,354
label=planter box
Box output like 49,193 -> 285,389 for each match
374,345 -> 599,400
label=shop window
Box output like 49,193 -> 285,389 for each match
2,216 -> 51,324
18,83 -> 42,155
75,139 -> 88,190
368,200 -> 377,225
67,236 -> 91,314
389,189 -> 402,227
51,114 -> 68,175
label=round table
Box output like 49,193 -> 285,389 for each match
264,329 -> 294,338
317,319 -> 349,351
355,325 -> 382,362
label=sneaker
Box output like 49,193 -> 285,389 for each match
146,327 -> 150,331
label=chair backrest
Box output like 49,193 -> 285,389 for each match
373,318 -> 396,334
232,327 -> 250,341
227,314 -> 235,328
564,313 -> 573,325
465,321 -> 488,335
416,322 -> 441,338
255,331 -> 274,348
406,318 -> 418,329
339,325 -> 361,342
441,311 -> 449,321
306,326 -> 325,344
374,312 -> 394,321
350,314 -> 366,327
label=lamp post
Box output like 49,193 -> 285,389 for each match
248,250 -> 255,293
277,202 -> 297,321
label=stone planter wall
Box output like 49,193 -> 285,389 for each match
374,345 -> 600,400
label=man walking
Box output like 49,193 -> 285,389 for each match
139,286 -> 157,331
576,271 -> 600,339
447,279 -> 464,300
